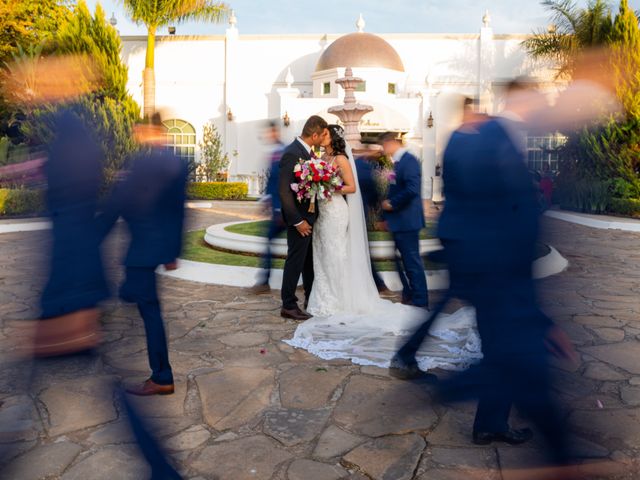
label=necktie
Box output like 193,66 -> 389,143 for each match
310,149 -> 318,160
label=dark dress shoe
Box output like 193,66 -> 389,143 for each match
126,379 -> 175,396
389,354 -> 438,382
473,428 -> 534,446
281,307 -> 311,321
248,283 -> 270,295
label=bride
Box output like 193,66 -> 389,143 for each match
286,125 -> 482,372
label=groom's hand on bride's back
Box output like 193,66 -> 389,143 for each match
296,220 -> 312,237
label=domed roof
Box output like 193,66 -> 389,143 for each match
315,32 -> 405,72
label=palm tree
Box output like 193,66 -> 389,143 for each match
121,0 -> 229,118
523,0 -> 613,78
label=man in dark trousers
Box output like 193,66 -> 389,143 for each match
278,115 -> 328,320
98,113 -> 187,396
432,82 -> 576,467
380,132 -> 428,309
250,120 -> 286,294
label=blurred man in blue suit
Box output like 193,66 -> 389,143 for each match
433,81 -> 576,466
355,149 -> 390,293
98,113 -> 187,396
250,120 -> 285,294
380,132 -> 428,309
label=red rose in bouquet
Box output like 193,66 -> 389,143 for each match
290,158 -> 344,212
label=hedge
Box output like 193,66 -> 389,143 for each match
607,197 -> 640,217
0,188 -> 45,216
187,182 -> 248,200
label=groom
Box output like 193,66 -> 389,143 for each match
380,132 -> 429,309
279,115 -> 329,320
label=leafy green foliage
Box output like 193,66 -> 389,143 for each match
198,122 -> 229,181
16,1 -> 140,187
609,0 -> 640,120
0,0 -> 70,66
187,182 -> 249,200
523,0 -> 613,78
0,188 -> 45,216
530,1 -> 640,215
607,197 -> 640,216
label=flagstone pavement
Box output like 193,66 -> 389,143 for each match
1,204 -> 640,480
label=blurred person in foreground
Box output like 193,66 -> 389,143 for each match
390,96 -> 488,379
430,78 -> 620,478
354,143 -> 390,294
250,120 -> 286,294
0,54 -> 109,357
379,132 -> 429,309
98,113 -> 188,396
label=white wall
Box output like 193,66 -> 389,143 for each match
120,28 -> 559,196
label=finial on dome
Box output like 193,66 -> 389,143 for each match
109,12 -> 117,27
229,9 -> 237,27
285,67 -> 294,88
356,14 -> 365,33
482,9 -> 491,28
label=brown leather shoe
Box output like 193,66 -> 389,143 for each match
125,379 -> 175,396
248,283 -> 271,295
281,307 -> 311,321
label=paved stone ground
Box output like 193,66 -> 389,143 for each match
1,204 -> 640,479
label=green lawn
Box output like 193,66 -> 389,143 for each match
182,229 -> 550,273
182,230 -> 443,271
224,220 -> 437,241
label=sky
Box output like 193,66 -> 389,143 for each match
85,0 -> 640,36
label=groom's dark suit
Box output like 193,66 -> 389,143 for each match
279,138 -> 319,310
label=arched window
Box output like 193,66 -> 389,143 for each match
163,119 -> 196,165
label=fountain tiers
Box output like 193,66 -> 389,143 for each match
328,67 -> 373,153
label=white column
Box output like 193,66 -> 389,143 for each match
224,13 -> 239,177
420,88 -> 440,200
277,86 -> 300,142
478,11 -> 495,114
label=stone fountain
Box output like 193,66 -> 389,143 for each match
328,67 -> 373,152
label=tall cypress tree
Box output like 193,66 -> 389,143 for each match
609,0 -> 640,120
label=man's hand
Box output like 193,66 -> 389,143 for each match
545,326 -> 578,364
382,200 -> 393,212
296,220 -> 312,237
164,260 -> 178,271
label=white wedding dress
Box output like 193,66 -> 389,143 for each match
286,146 -> 482,372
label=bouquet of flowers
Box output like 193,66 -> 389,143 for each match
290,158 -> 343,213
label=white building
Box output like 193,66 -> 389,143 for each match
120,12 -> 560,197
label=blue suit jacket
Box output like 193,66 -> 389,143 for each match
265,142 -> 284,212
98,147 -> 188,267
355,157 -> 379,211
383,151 -> 425,232
437,118 -> 540,273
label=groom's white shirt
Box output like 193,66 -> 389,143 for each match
392,148 -> 407,163
296,137 -> 312,156
293,137 -> 313,227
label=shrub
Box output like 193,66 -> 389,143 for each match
556,177 -> 611,213
0,188 -> 45,216
187,182 -> 248,200
608,197 -> 640,216
198,122 -> 230,182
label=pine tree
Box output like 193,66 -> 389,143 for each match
19,1 -> 140,186
609,0 -> 640,120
